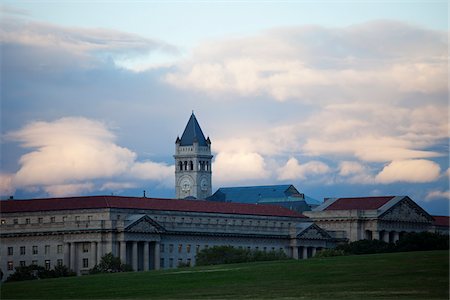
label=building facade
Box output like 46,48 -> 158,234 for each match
0,196 -> 333,279
304,196 -> 440,242
174,113 -> 213,199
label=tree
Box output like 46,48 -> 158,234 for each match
89,253 -> 132,274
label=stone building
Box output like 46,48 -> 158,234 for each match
174,113 -> 213,199
0,196 -> 334,279
304,196 -> 438,242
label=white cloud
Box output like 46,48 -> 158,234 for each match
425,190 -> 450,202
44,183 -> 94,197
338,161 -> 374,184
0,17 -> 179,70
6,117 -> 174,196
277,158 -> 330,181
213,151 -> 270,185
0,173 -> 15,196
375,159 -> 441,184
166,21 -> 447,102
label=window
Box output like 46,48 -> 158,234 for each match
50,217 -> 55,223
32,260 -> 37,265
20,246 -> 25,255
20,261 -> 26,267
169,244 -> 174,253
160,258 -> 165,268
169,258 -> 173,268
187,258 -> 191,266
7,247 -> 13,255
178,258 -> 182,266
45,245 -> 50,254
13,219 -> 18,225
57,245 -> 63,254
45,260 -> 51,270
88,216 -> 92,222
75,216 -> 80,222
178,244 -> 182,253
25,218 -> 30,224
196,245 -> 200,253
57,259 -> 63,267
62,216 -> 66,222
82,258 -> 89,268
186,244 -> 191,253
7,261 -> 13,270
38,217 -> 43,224
263,247 -> 267,252
83,243 -> 89,253
204,245 -> 209,249
32,246 -> 38,255
160,244 -> 165,253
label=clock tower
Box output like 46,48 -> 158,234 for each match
174,113 -> 213,199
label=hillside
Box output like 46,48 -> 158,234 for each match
2,250 -> 448,299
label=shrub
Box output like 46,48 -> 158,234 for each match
395,232 -> 449,252
89,253 -> 132,274
196,246 -> 289,266
336,239 -> 395,255
314,249 -> 345,258
5,264 -> 75,282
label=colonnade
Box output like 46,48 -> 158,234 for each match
366,230 -> 401,243
291,246 -> 321,260
65,240 -> 160,273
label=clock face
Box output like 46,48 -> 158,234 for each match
181,178 -> 192,192
200,178 -> 208,191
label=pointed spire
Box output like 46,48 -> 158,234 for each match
179,113 -> 208,146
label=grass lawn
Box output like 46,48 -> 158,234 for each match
1,250 -> 448,299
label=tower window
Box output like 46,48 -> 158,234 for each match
179,161 -> 183,171
189,161 -> 193,170
184,161 -> 188,170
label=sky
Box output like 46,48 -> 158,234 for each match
0,1 -> 448,216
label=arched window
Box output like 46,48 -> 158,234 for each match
189,161 -> 194,170
206,161 -> 209,171
184,161 -> 188,171
178,161 -> 183,171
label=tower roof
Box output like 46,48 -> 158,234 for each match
179,113 -> 208,146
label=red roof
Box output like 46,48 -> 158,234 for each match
0,196 -> 306,218
324,196 -> 395,210
433,215 -> 450,227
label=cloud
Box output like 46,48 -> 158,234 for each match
375,159 -> 441,184
0,17 -> 179,71
213,152 -> 270,185
277,158 -> 330,181
166,21 -> 447,102
0,173 -> 15,196
5,117 -> 173,196
425,190 -> 450,202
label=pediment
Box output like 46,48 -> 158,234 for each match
380,198 -> 433,223
297,224 -> 331,240
125,215 -> 166,233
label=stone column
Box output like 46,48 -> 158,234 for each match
70,242 -> 76,272
311,247 -> 317,257
143,242 -> 149,271
302,247 -> 308,259
91,242 -> 98,267
64,243 -> 70,267
372,230 -> 379,240
97,241 -> 102,265
120,241 -> 127,265
292,246 -> 299,260
154,242 -> 160,270
383,231 -> 390,243
393,231 -> 400,243
132,241 -> 138,271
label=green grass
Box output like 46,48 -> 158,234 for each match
1,250 -> 448,299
